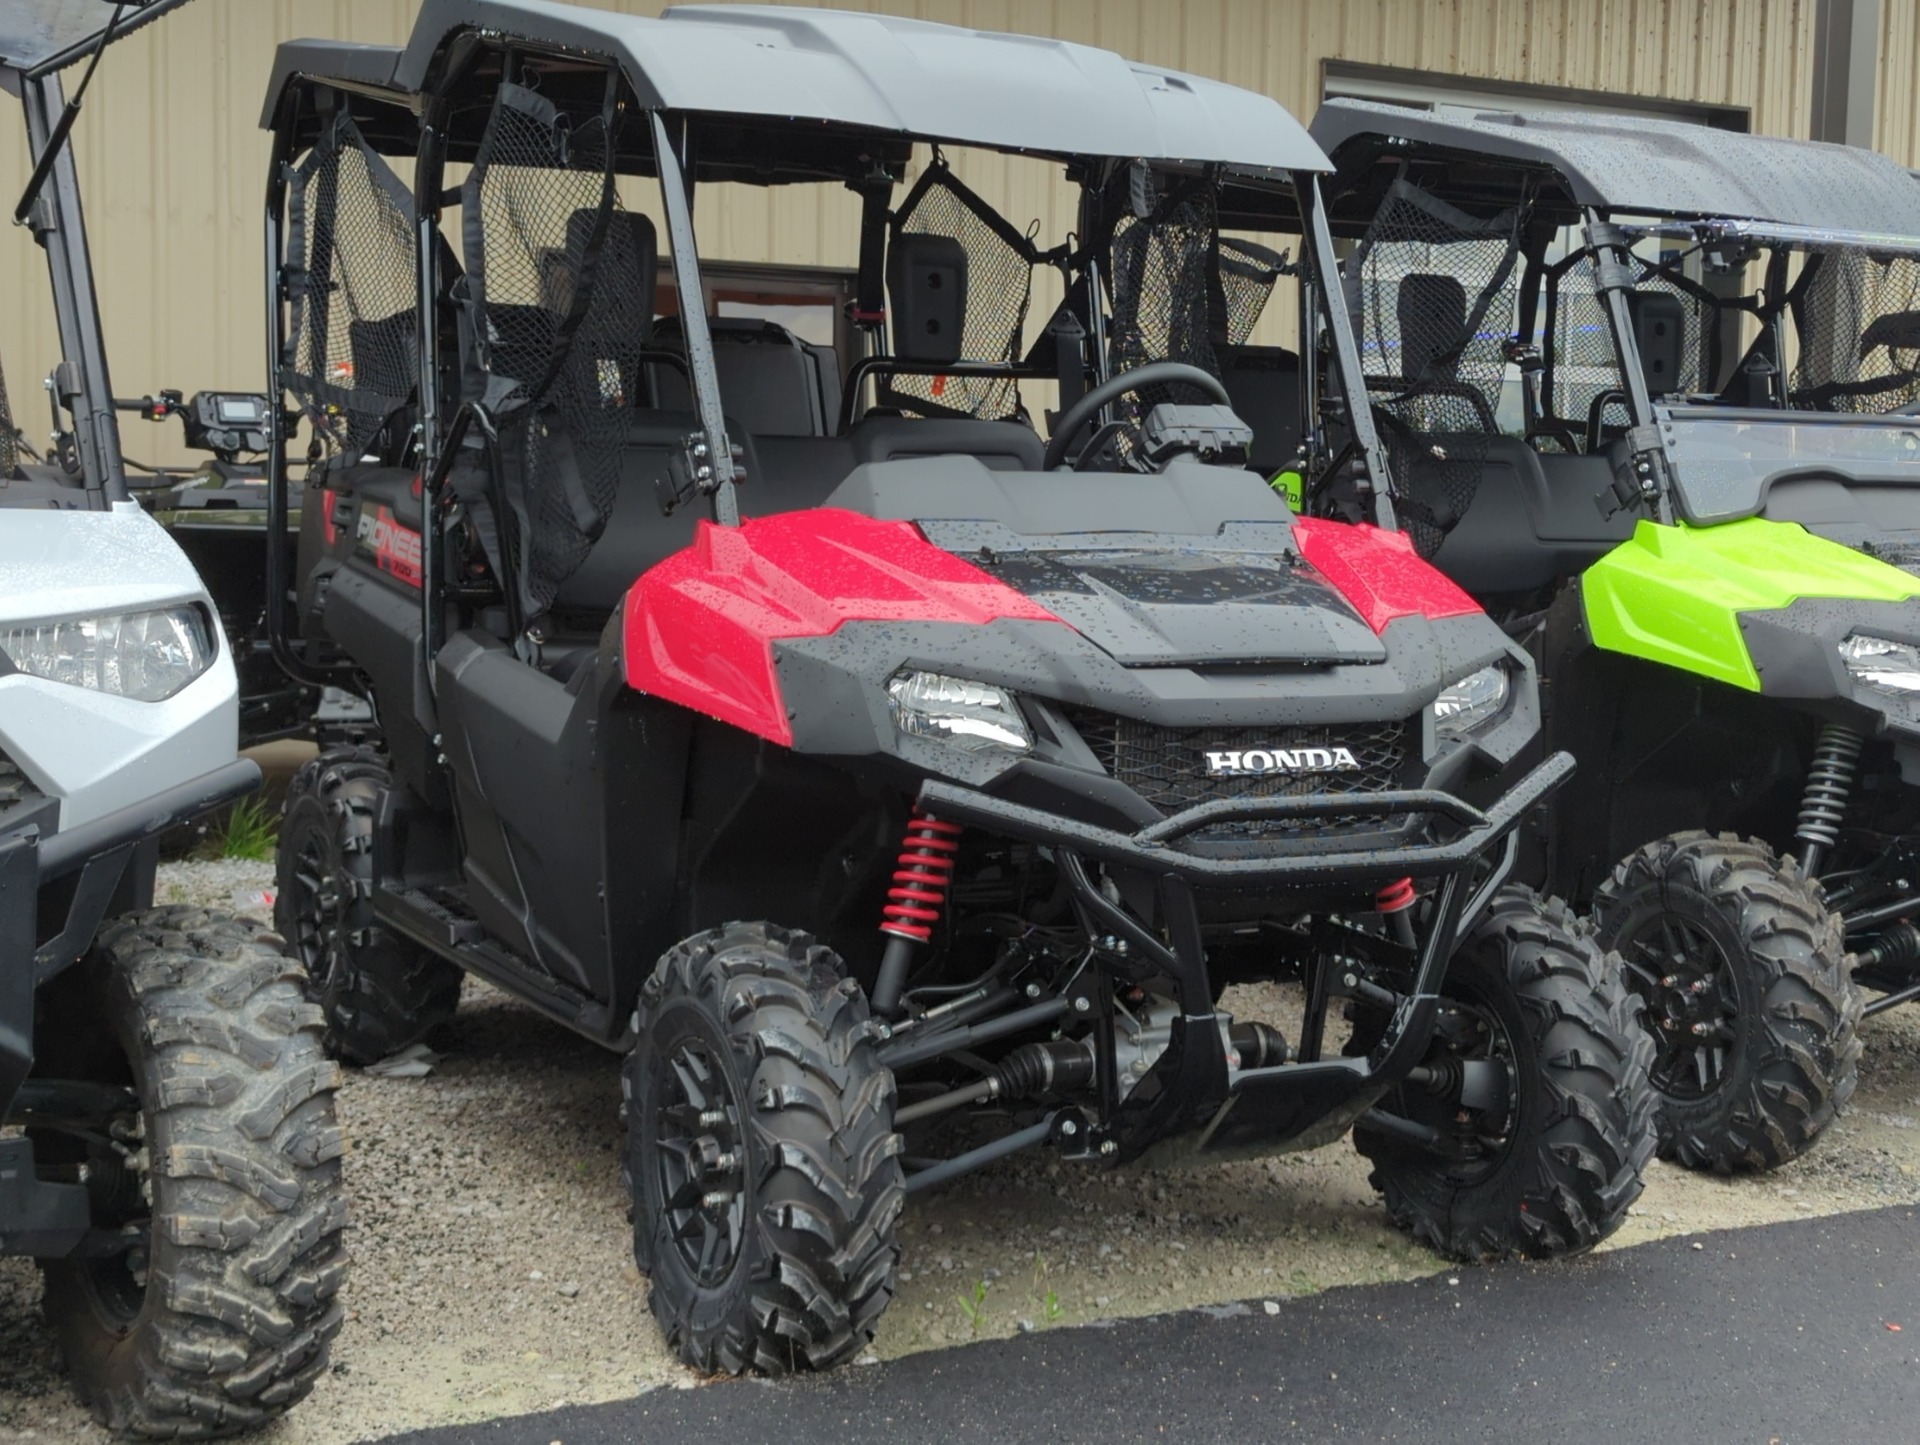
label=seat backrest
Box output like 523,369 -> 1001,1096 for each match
652,319 -> 829,436
1216,344 -> 1301,476
548,413 -> 758,620
1398,272 -> 1469,380
849,415 -> 1042,473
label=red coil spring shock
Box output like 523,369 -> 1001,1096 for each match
1376,876 -> 1417,948
880,812 -> 965,943
1375,877 -> 1417,914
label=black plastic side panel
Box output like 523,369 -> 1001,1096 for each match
433,631 -> 605,993
676,723 -> 900,983
1535,584 -> 1809,904
323,563 -> 441,803
1429,440 -> 1636,598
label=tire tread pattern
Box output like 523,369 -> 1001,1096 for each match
1592,830 -> 1863,1173
623,922 -> 902,1376
275,747 -> 461,1066
41,909 -> 348,1438
1360,886 -> 1659,1262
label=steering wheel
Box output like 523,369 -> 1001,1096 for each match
1042,361 -> 1231,471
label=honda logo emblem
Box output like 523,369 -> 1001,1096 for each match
1203,746 -> 1361,777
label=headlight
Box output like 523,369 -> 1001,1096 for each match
1432,663 -> 1509,740
888,671 -> 1032,754
1841,634 -> 1920,697
0,606 -> 214,703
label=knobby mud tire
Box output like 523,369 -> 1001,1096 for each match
39,908 -> 349,1437
276,746 -> 461,1066
1592,830 -> 1863,1173
1359,886 -> 1658,1261
623,922 -> 903,1375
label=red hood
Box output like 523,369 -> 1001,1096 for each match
623,509 -> 1064,744
1291,517 -> 1481,633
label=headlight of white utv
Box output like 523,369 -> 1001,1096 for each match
0,606 -> 214,703
1841,634 -> 1920,696
1431,663 -> 1510,740
888,671 -> 1033,754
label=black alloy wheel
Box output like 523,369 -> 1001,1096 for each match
624,922 -> 902,1376
1357,885 -> 1658,1260
1593,831 -> 1863,1173
1616,914 -> 1742,1102
649,1027 -> 749,1288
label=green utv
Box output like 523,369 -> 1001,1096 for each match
1295,100 -> 1920,1173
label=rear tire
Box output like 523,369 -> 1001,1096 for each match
276,746 -> 461,1065
1591,830 -> 1863,1173
39,909 -> 348,1437
623,922 -> 903,1374
1358,886 -> 1657,1261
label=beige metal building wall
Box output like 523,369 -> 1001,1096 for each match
0,0 -> 1896,466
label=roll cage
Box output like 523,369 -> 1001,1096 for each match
1311,99 -> 1920,541
260,7 -> 1400,690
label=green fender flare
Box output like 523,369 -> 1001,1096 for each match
1581,517 -> 1920,691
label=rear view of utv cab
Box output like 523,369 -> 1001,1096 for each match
1,2 -> 346,1434
1310,100 -> 1920,1173
264,2 -> 1652,1373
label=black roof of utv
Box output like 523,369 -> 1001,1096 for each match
1312,98 -> 1920,236
0,0 -> 191,78
264,1 -> 1328,177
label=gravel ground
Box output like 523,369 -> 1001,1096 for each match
7,859 -> 1920,1441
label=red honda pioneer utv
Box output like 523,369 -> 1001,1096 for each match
261,2 -> 1654,1373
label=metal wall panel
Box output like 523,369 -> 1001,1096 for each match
0,0 -> 1888,467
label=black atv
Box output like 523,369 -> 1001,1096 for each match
262,2 -> 1654,1373
1,3 -> 346,1434
1308,100 -> 1920,1172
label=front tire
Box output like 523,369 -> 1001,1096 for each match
1592,830 -> 1863,1173
39,909 -> 349,1437
1358,886 -> 1657,1261
623,923 -> 903,1375
276,746 -> 462,1065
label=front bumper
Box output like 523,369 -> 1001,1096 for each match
916,751 -> 1573,1163
1,757 -> 258,1257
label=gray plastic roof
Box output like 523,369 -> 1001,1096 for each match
260,39 -> 407,129
1312,98 -> 1920,236
0,0 -> 192,78
381,0 -> 1326,174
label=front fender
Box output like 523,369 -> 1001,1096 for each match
1581,517 -> 1920,692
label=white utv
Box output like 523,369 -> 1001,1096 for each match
0,2 -> 346,1434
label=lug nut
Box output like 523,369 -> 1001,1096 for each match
1060,1118 -> 1079,1137
700,1191 -> 731,1210
1073,996 -> 1091,1013
1690,1022 -> 1712,1036
698,1109 -> 727,1127
1099,1140 -> 1118,1157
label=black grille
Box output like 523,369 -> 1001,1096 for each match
1061,708 -> 1409,838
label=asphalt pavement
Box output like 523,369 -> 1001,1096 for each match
377,1205 -> 1920,1444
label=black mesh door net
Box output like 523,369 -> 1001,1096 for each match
284,110 -> 419,461
460,79 -> 649,622
1346,179 -> 1521,557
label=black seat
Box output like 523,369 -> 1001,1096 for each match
1216,344 -> 1301,476
1428,436 -> 1638,596
652,318 -> 832,436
